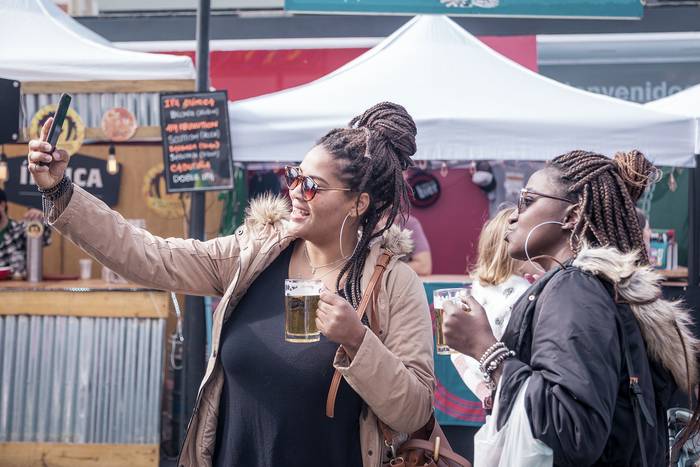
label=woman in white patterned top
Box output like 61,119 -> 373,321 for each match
451,207 -> 530,403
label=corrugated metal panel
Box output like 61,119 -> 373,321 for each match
0,316 -> 164,444
21,92 -> 162,131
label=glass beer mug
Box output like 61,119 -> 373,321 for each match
433,287 -> 471,355
284,279 -> 323,343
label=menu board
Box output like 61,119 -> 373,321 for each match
159,91 -> 234,193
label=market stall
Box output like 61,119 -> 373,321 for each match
645,84 -> 700,336
0,0 -> 205,279
645,85 -> 700,344
0,280 -> 167,467
0,2 -> 205,465
227,14 -> 698,435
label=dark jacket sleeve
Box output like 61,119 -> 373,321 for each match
497,269 -> 622,466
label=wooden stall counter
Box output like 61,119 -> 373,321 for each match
659,267 -> 689,288
0,279 -> 169,319
421,274 -> 470,285
0,279 -> 168,467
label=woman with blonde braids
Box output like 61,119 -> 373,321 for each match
443,150 -> 697,466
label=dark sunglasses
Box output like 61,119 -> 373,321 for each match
284,166 -> 351,201
518,188 -> 575,213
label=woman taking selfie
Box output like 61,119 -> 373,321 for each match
27,102 -> 435,467
444,150 -> 697,466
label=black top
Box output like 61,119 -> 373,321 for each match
498,265 -> 675,467
213,244 -> 363,467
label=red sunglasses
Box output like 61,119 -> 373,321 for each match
284,166 -> 351,201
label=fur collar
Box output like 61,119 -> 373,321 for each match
244,193 -> 290,232
573,244 -> 698,392
244,194 -> 414,256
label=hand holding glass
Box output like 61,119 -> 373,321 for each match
433,287 -> 471,355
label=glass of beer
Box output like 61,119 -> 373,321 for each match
284,279 -> 323,343
433,287 -> 471,355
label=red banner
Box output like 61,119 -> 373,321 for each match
166,35 -> 536,103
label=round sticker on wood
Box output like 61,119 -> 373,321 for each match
143,163 -> 187,219
408,170 -> 441,208
29,104 -> 85,156
25,220 -> 44,239
101,107 -> 137,142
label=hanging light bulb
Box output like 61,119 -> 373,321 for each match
107,144 -> 119,175
440,161 -> 449,178
0,146 -> 8,183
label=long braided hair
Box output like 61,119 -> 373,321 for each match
318,102 -> 416,307
548,149 -> 656,264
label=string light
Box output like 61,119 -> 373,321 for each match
107,144 -> 119,175
0,146 -> 8,183
440,161 -> 449,178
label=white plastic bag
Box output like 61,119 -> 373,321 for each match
473,378 -> 553,467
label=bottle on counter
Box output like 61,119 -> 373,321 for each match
25,220 -> 44,283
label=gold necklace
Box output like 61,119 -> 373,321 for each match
304,243 -> 349,275
314,264 -> 345,282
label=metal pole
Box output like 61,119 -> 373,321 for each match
179,0 -> 210,446
688,154 -> 700,288
685,154 -> 700,361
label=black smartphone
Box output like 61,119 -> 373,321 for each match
46,93 -> 72,153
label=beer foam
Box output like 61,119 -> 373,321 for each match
433,287 -> 470,308
285,279 -> 323,296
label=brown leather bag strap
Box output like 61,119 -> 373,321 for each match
325,252 -> 393,418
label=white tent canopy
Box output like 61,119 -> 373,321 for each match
646,84 -> 700,154
0,0 -> 195,81
229,15 -> 696,167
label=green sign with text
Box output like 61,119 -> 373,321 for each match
285,0 -> 643,19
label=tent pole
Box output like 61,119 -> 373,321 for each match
685,154 -> 700,349
180,0 -> 210,445
689,154 -> 700,288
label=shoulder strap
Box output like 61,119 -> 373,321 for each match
615,310 -> 654,467
325,252 -> 393,418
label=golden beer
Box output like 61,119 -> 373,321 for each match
433,287 -> 470,355
434,305 -> 450,355
284,279 -> 323,343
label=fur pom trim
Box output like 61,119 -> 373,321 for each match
573,244 -> 698,392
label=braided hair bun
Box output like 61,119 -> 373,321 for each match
549,149 -> 658,264
612,150 -> 656,203
317,101 -> 417,307
350,102 -> 417,170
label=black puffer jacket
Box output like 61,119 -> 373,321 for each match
496,245 -> 697,467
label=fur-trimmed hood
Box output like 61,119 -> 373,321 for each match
573,244 -> 698,392
244,194 -> 414,257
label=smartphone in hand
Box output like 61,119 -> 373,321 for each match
45,93 -> 72,154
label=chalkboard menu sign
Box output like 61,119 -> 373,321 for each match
159,91 -> 234,193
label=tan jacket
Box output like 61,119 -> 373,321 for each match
51,186 -> 435,467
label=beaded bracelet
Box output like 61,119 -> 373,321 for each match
478,342 -> 506,368
481,349 -> 516,391
39,176 -> 73,222
38,175 -> 71,198
479,347 -> 510,374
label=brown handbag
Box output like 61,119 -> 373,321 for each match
325,252 -> 472,467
